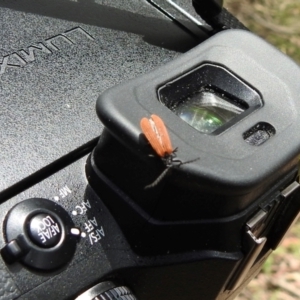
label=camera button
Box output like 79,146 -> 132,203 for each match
27,213 -> 62,248
1,198 -> 79,270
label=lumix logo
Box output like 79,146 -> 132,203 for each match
0,27 -> 94,76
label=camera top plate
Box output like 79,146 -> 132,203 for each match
0,0 -> 204,193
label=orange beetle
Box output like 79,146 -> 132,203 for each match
140,114 -> 199,187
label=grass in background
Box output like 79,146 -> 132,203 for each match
225,0 -> 300,63
224,1 -> 300,298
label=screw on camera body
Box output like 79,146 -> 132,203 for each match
140,114 -> 199,188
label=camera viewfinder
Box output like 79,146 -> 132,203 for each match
158,64 -> 263,134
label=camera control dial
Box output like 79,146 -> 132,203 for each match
75,281 -> 137,300
1,198 -> 80,270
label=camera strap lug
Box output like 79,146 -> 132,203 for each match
246,209 -> 268,237
227,180 -> 300,291
231,231 -> 267,291
281,181 -> 300,198
269,181 -> 300,249
227,209 -> 268,291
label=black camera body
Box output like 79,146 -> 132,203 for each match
0,1 -> 300,300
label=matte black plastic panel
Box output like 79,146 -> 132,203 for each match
0,0 -> 203,192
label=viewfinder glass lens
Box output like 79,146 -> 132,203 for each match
173,91 -> 244,134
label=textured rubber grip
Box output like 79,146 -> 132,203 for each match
0,267 -> 20,300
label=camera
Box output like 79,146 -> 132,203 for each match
0,1 -> 300,299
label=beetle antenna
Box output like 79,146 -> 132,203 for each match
179,157 -> 200,166
145,167 -> 171,189
145,158 -> 200,189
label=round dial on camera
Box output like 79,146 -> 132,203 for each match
1,198 -> 80,270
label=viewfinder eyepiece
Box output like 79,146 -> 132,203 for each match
158,64 -> 262,134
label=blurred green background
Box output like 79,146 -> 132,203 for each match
224,1 -> 300,299
226,0 -> 300,63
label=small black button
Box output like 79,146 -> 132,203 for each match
28,213 -> 62,248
